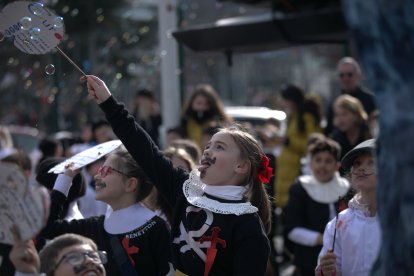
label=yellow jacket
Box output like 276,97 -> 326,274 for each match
275,112 -> 322,207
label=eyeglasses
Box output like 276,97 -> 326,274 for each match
96,165 -> 128,178
339,72 -> 354,78
55,250 -> 107,270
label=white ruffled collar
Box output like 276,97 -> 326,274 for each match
104,204 -> 156,234
348,195 -> 377,218
299,172 -> 349,204
183,170 -> 258,215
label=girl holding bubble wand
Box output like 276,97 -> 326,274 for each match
83,75 -> 272,276
40,146 -> 174,275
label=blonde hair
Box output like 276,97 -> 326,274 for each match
164,146 -> 196,172
219,125 -> 272,234
334,95 -> 368,124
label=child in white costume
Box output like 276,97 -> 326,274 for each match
316,139 -> 381,276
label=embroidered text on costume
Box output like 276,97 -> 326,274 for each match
126,220 -> 156,239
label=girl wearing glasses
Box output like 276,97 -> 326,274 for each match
40,147 -> 174,275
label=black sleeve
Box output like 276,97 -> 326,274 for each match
99,96 -> 188,206
284,180 -> 307,235
40,190 -> 99,239
324,102 -> 334,135
233,215 -> 270,276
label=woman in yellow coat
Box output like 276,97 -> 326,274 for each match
275,85 -> 322,207
180,84 -> 232,149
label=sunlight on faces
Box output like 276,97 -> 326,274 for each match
54,244 -> 106,276
310,151 -> 338,183
350,153 -> 377,191
94,156 -> 129,206
338,63 -> 361,91
333,106 -> 359,132
199,131 -> 248,186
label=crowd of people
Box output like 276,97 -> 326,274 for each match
0,56 -> 380,276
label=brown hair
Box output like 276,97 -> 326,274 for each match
110,147 -> 153,202
181,84 -> 232,123
309,138 -> 341,161
164,146 -> 196,172
220,125 -> 272,234
111,146 -> 172,223
39,233 -> 99,276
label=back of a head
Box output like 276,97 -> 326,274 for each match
164,146 -> 196,172
135,89 -> 154,100
170,139 -> 201,164
281,84 -> 305,105
36,157 -> 86,202
38,138 -> 59,159
39,233 -> 98,276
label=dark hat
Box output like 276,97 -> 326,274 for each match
341,139 -> 376,171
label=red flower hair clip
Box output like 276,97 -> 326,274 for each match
257,154 -> 273,184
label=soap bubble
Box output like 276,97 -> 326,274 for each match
28,27 -> 41,41
19,17 -> 33,30
45,64 -> 55,75
0,32 -> 4,42
53,16 -> 64,28
30,3 -> 45,16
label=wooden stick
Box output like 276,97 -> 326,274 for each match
55,46 -> 86,76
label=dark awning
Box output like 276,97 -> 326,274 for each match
172,7 -> 349,53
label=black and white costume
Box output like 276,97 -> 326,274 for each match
99,96 -> 270,275
41,174 -> 173,275
284,173 -> 349,275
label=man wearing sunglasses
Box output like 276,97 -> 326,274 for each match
325,57 -> 377,135
10,228 -> 106,276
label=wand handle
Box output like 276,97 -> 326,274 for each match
56,46 -> 87,76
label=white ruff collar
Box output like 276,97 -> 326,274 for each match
299,172 -> 349,204
183,170 -> 258,215
104,204 -> 156,234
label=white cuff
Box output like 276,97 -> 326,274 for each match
53,174 -> 73,197
14,272 -> 46,276
288,227 -> 321,246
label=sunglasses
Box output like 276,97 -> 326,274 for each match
55,250 -> 107,270
96,165 -> 128,178
339,72 -> 354,78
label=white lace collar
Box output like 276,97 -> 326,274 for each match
183,170 -> 258,215
348,195 -> 377,218
299,172 -> 350,204
104,204 -> 156,234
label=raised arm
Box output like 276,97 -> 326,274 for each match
83,75 -> 188,205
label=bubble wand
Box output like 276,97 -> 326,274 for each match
55,46 -> 86,76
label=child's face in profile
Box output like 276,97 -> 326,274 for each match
310,151 -> 338,183
350,153 -> 377,191
199,131 -> 245,186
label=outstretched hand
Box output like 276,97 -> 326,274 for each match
80,75 -> 112,104
9,225 -> 40,273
